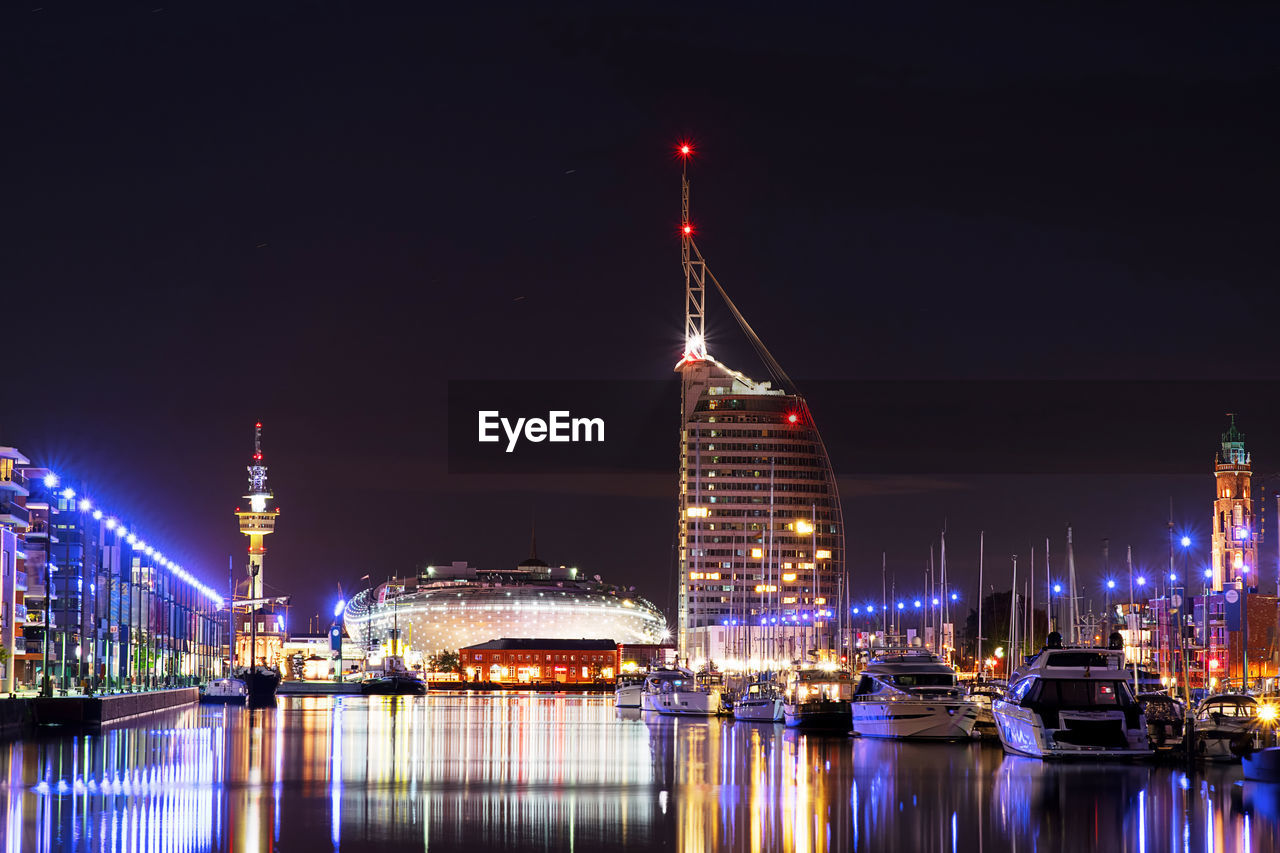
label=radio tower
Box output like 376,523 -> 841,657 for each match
236,421 -> 278,600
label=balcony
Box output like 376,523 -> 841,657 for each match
0,472 -> 29,498
0,499 -> 29,528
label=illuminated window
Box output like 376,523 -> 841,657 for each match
686,507 -> 709,518
782,573 -> 797,583
751,548 -> 764,559
782,597 -> 797,604
816,549 -> 832,560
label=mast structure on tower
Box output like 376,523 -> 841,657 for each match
236,421 -> 279,601
679,142 -> 708,364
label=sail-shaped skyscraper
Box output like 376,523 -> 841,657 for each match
673,145 -> 845,665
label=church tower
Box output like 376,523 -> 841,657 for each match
1211,415 -> 1257,590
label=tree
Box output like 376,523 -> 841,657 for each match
961,590 -> 1049,673
430,650 -> 462,677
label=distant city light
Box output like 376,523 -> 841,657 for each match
334,599 -> 346,617
91,509 -> 102,520
897,602 -> 904,610
1180,536 -> 1191,548
1053,584 -> 1061,594
78,498 -> 91,511
913,600 -> 921,608
42,473 -> 58,488
1169,572 -> 1177,582
1106,579 -> 1116,590
61,488 -> 75,499
932,598 -> 939,605
1204,568 -> 1213,579
1137,576 -> 1146,586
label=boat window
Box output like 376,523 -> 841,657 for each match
856,676 -> 874,695
1044,652 -> 1114,668
1010,678 -> 1036,702
891,674 -> 955,688
1036,680 -> 1133,709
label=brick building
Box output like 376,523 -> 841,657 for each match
461,638 -> 619,683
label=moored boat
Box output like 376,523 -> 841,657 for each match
783,666 -> 853,731
734,673 -> 784,723
360,673 -> 427,695
234,665 -> 282,702
655,670 -> 727,717
641,668 -> 692,712
615,673 -> 646,709
1194,694 -> 1261,761
850,648 -> 979,740
200,677 -> 248,705
992,646 -> 1151,759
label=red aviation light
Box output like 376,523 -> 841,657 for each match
682,224 -> 693,236
787,412 -> 799,424
255,422 -> 262,428
676,141 -> 694,158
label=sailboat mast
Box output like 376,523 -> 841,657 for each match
976,531 -> 984,673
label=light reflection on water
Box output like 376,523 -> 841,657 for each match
0,695 -> 1274,851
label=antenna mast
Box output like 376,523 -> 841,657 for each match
679,142 -> 707,362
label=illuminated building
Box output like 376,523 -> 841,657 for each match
343,557 -> 667,666
673,146 -> 844,659
460,638 -> 620,683
0,447 -> 30,692
0,458 -> 223,692
232,422 -> 287,669
1211,414 -> 1256,590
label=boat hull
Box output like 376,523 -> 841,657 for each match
656,689 -> 725,716
784,700 -> 851,732
615,683 -> 644,709
850,699 -> 979,740
361,676 -> 427,696
237,668 -> 281,701
993,702 -> 1152,759
1195,726 -> 1259,762
1243,746 -> 1280,781
734,697 -> 784,723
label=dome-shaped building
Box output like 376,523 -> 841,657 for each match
343,557 -> 667,664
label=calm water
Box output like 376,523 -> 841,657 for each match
0,695 -> 1275,852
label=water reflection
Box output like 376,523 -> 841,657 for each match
0,696 -> 1274,851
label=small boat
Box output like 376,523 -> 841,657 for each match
992,646 -> 1151,759
641,668 -> 692,712
1138,693 -> 1186,751
783,666 -> 853,731
967,680 -> 1005,740
615,673 -> 647,709
655,670 -> 727,717
733,673 -> 784,723
1194,694 -> 1261,761
850,647 -> 979,740
200,678 -> 248,705
360,673 -> 427,695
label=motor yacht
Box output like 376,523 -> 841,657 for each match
1194,693 -> 1261,761
992,647 -> 1151,759
615,673 -> 647,709
199,677 -> 248,705
849,648 -> 979,740
654,670 -> 727,717
783,666 -> 853,731
733,673 -> 784,723
641,668 -> 692,712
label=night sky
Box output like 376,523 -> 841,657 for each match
4,5 -> 1279,630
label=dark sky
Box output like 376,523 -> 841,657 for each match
4,4 -> 1279,628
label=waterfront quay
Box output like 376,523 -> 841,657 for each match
0,693 -> 1273,853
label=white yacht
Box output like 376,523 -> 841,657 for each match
850,648 -> 979,740
615,673 -> 647,709
783,666 -> 854,731
733,673 -> 784,723
655,671 -> 727,717
640,668 -> 691,712
1194,693 -> 1260,761
993,647 -> 1151,759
